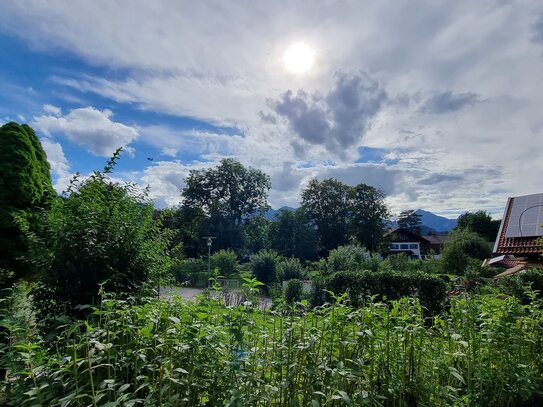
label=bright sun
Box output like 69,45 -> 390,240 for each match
283,42 -> 315,74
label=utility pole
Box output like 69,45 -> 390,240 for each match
203,236 -> 216,287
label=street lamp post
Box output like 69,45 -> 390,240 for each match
203,236 -> 216,287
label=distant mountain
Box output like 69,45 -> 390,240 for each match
415,209 -> 457,233
264,206 -> 296,220
264,207 -> 458,233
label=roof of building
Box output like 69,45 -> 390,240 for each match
422,235 -> 449,245
493,194 -> 543,256
385,227 -> 431,243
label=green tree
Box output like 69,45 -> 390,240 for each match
155,206 -> 206,258
441,228 -> 491,275
242,215 -> 270,255
268,208 -> 318,261
28,151 -> 171,314
301,178 -> 350,256
0,122 -> 54,286
349,184 -> 389,252
301,178 -> 389,255
397,209 -> 422,235
456,210 -> 500,242
182,159 -> 271,251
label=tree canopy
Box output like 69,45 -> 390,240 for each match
301,178 -> 389,255
456,210 -> 500,242
397,209 -> 422,235
182,159 -> 271,251
0,122 -> 54,284
268,208 -> 318,261
301,178 -> 350,255
182,158 -> 271,226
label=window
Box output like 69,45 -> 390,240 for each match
409,244 -> 418,250
390,244 -> 399,250
400,244 -> 409,250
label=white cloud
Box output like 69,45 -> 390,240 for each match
40,137 -> 72,192
33,106 -> 139,157
43,104 -> 62,116
1,1 -> 542,216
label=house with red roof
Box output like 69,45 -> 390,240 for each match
485,193 -> 543,277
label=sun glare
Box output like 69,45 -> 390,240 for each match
283,42 -> 315,74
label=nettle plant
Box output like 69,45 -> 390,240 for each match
2,289 -> 543,406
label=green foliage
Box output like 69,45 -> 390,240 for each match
182,158 -> 270,251
325,244 -> 375,274
456,210 -> 501,242
301,178 -> 389,255
170,258 -> 208,286
397,209 -> 422,234
283,279 -> 304,304
2,293 -> 542,406
211,249 -> 238,276
277,257 -> 305,281
27,151 -> 171,315
268,208 -> 318,261
155,206 -> 206,258
301,178 -> 350,255
0,122 -> 54,285
319,269 -> 447,315
250,249 -> 280,287
441,228 -> 491,275
242,215 -> 269,254
348,183 -> 390,252
498,268 -> 543,303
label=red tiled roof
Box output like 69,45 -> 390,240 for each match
494,197 -> 543,256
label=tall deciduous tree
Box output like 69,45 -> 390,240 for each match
349,184 -> 389,252
456,210 -> 500,242
182,159 -> 271,251
0,122 -> 54,285
301,178 -> 389,255
268,208 -> 318,261
397,209 -> 422,235
301,178 -> 350,256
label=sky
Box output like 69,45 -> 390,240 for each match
1,1 -> 543,219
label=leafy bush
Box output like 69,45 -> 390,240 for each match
250,249 -> 281,287
441,228 -> 491,275
211,249 -> 238,276
379,253 -> 411,272
277,257 -> 305,281
317,269 -> 447,315
325,244 -> 375,274
27,151 -> 171,316
283,279 -> 304,304
498,268 -> 543,303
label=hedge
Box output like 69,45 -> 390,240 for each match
313,270 -> 447,316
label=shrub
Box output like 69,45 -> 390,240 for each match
499,268 -> 543,303
250,249 -> 281,287
441,228 -> 491,275
170,259 -> 209,287
211,249 -> 238,276
277,257 -> 305,281
27,151 -> 171,316
317,269 -> 447,315
325,244 -> 373,274
283,279 -> 304,304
